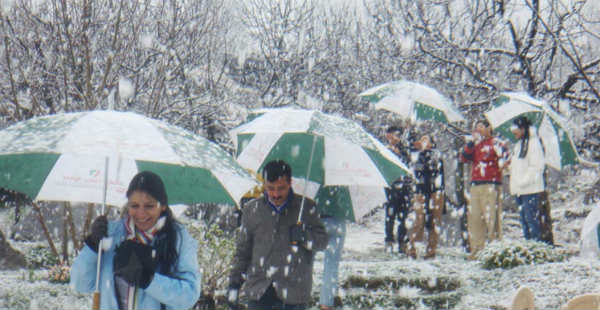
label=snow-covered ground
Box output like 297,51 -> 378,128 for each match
1,167 -> 599,309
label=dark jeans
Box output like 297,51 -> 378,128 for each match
516,193 -> 542,241
247,285 -> 306,310
384,186 -> 411,251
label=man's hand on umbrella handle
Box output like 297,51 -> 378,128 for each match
85,215 -> 108,252
290,222 -> 306,245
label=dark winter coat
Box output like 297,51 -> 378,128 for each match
386,130 -> 417,203
229,192 -> 328,305
413,149 -> 444,195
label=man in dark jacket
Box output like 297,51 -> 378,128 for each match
228,160 -> 328,310
384,126 -> 415,254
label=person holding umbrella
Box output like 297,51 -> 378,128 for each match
227,159 -> 328,310
460,119 -> 509,259
406,133 -> 445,259
70,171 -> 201,310
384,125 -> 415,254
508,116 -> 545,241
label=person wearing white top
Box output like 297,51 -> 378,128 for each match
508,116 -> 545,241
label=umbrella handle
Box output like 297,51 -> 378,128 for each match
290,221 -> 302,245
93,239 -> 103,309
92,291 -> 100,310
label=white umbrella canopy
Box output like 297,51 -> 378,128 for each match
0,110 -> 258,207
484,92 -> 580,170
230,108 -> 411,220
359,80 -> 465,124
230,108 -> 411,190
314,185 -> 386,222
0,110 -> 261,310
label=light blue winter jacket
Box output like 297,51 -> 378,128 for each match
70,219 -> 201,310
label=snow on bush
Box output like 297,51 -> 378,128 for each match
477,239 -> 567,269
187,221 -> 236,302
24,245 -> 59,268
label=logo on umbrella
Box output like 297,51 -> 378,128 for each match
89,169 -> 101,177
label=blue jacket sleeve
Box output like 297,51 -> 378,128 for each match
144,227 -> 201,309
70,220 -> 121,294
70,244 -> 99,293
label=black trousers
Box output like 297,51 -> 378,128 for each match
384,186 -> 411,250
247,285 -> 306,310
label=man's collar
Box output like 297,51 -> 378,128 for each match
265,188 -> 294,213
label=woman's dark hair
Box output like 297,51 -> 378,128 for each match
126,171 -> 180,276
513,116 -> 531,158
262,160 -> 292,182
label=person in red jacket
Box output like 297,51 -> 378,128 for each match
460,119 -> 509,259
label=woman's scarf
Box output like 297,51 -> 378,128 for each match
116,215 -> 166,310
124,215 -> 166,244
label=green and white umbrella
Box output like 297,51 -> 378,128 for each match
484,92 -> 579,170
359,80 -> 465,124
314,185 -> 386,222
0,110 -> 258,207
230,108 -> 410,219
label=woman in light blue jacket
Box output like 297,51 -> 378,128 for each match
71,171 -> 201,310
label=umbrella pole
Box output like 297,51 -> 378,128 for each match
93,157 -> 109,310
297,135 -> 318,224
101,157 -> 109,215
92,248 -> 102,310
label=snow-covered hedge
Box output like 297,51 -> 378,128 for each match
477,239 -> 567,269
24,244 -> 59,268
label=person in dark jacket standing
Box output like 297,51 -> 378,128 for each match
384,125 -> 415,254
228,160 -> 328,310
407,134 -> 445,259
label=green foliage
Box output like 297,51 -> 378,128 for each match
25,245 -> 59,268
47,264 -> 71,283
339,290 -> 461,309
477,239 -> 567,270
0,292 -> 30,309
188,222 -> 236,298
22,269 -> 36,283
